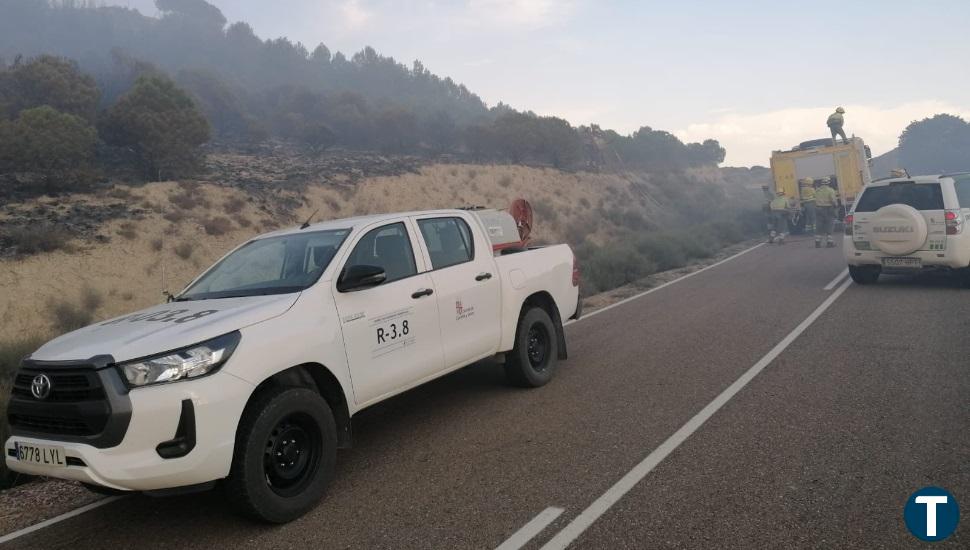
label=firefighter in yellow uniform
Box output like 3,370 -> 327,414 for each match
768,190 -> 792,244
827,107 -> 848,145
814,177 -> 839,248
799,177 -> 816,232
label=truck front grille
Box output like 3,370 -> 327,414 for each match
7,364 -> 126,446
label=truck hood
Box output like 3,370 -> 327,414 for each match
31,294 -> 300,364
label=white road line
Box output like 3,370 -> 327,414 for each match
824,268 -> 849,291
565,242 -> 766,327
0,495 -> 123,544
539,277 -> 854,550
495,507 -> 565,550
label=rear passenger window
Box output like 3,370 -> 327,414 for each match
953,177 -> 970,208
418,217 -> 474,269
854,183 -> 943,212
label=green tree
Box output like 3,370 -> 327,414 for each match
1,55 -> 100,121
686,139 -> 726,167
102,74 -> 210,180
6,106 -> 97,191
898,114 -> 970,174
535,116 -> 582,169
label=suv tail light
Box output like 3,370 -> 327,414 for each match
945,210 -> 962,235
844,214 -> 853,236
572,252 -> 580,287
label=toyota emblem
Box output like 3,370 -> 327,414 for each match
30,374 -> 52,400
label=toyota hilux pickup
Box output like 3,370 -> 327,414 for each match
5,208 -> 580,522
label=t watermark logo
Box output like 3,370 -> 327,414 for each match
903,487 -> 960,542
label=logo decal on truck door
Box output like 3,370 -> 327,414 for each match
456,300 -> 476,321
370,307 -> 416,358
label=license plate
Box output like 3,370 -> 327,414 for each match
882,257 -> 921,269
12,441 -> 66,467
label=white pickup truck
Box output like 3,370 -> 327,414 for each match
5,209 -> 580,522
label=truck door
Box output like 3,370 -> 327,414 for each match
414,214 -> 502,368
333,221 -> 444,406
770,156 -> 797,198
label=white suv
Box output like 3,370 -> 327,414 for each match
845,173 -> 970,284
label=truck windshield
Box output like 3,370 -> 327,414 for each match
179,229 -> 351,300
854,183 -> 943,212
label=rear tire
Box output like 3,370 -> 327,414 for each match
225,387 -> 337,523
849,265 -> 880,285
504,307 -> 559,387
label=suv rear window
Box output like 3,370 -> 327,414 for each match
952,176 -> 970,208
854,182 -> 943,212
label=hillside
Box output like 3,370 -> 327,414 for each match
0,155 -> 760,344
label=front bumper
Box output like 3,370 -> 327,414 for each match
5,371 -> 253,491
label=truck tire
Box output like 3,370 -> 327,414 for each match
226,387 -> 337,523
504,307 -> 559,387
849,265 -> 880,285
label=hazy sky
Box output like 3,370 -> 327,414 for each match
111,0 -> 970,166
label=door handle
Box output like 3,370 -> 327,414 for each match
475,272 -> 493,281
411,288 -> 434,299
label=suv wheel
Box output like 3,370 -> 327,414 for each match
849,265 -> 880,285
504,307 -> 559,387
226,387 -> 337,523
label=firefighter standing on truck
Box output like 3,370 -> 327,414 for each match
827,107 -> 848,145
799,177 -> 816,232
814,177 -> 839,248
769,190 -> 791,244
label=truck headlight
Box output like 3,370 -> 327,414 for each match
119,331 -> 241,387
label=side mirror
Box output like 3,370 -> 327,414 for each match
337,264 -> 387,292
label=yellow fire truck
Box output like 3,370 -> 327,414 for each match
767,136 -> 872,232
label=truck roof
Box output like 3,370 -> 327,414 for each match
255,209 -> 471,240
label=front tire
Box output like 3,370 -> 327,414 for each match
226,387 -> 337,523
504,307 -> 559,387
849,265 -> 880,285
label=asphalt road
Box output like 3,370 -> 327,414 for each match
6,237 -> 968,548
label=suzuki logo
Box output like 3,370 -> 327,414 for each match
30,374 -> 52,400
873,226 -> 914,233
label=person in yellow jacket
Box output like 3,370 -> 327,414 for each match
768,190 -> 792,244
827,107 -> 848,145
814,177 -> 839,248
799,177 -> 816,232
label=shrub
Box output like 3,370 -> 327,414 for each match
324,196 -> 342,212
237,216 -> 252,228
3,225 -> 72,255
578,197 -> 591,209
635,234 -> 688,272
80,285 -> 104,311
498,175 -> 512,188
203,216 -> 233,236
163,209 -> 187,223
223,196 -> 246,214
174,241 -> 193,259
48,297 -> 94,334
575,241 -> 656,294
150,237 -> 163,251
532,201 -> 558,223
117,221 -> 137,240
